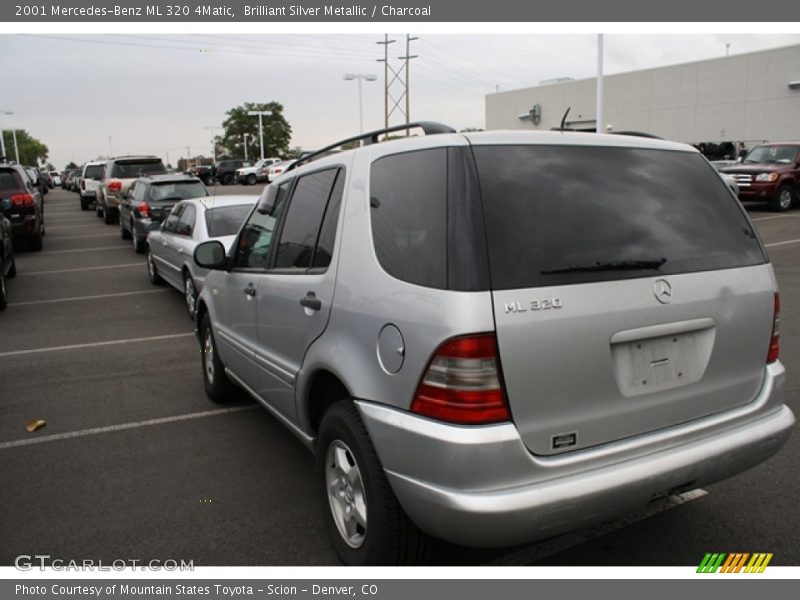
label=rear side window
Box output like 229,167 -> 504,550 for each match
205,204 -> 254,238
472,145 -> 767,290
370,149 -> 447,288
111,160 -> 165,178
274,168 -> 339,269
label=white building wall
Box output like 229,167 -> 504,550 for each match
486,44 -> 800,145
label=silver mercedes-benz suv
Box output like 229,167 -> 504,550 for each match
192,123 -> 794,565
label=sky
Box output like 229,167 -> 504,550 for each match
2,32 -> 799,170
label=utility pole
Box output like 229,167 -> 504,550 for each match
400,34 -> 419,134
108,135 -> 114,157
12,129 -> 19,163
376,35 -> 395,129
596,34 -> 604,134
243,133 -> 250,161
247,110 -> 272,160
0,110 -> 14,159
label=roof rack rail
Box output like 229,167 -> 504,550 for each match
611,131 -> 664,140
286,121 -> 456,173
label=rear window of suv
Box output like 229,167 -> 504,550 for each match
84,164 -> 104,179
111,160 -> 165,178
472,145 -> 766,290
0,169 -> 23,192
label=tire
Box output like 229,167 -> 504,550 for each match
317,401 -> 430,566
204,176 -> 214,187
7,255 -> 16,279
0,267 -> 6,310
246,174 -> 257,185
104,207 -> 116,225
183,271 -> 198,320
221,173 -> 234,185
80,196 -> 90,211
120,218 -> 131,240
770,185 -> 795,212
145,246 -> 163,284
28,229 -> 43,252
200,312 -> 237,403
96,200 -> 103,218
132,231 -> 145,254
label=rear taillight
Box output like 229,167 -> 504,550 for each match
411,334 -> 510,425
767,292 -> 780,363
80,179 -> 85,190
108,180 -> 122,192
137,201 -> 151,218
10,193 -> 35,207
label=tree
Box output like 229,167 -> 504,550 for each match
215,102 -> 292,160
65,161 -> 78,170
1,130 -> 48,165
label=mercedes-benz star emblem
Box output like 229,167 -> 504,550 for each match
653,279 -> 673,304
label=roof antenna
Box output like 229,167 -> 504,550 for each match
560,107 -> 571,132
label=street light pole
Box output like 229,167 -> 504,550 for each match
12,129 -> 20,164
243,133 -> 249,161
247,110 -> 272,160
0,110 -> 14,159
108,135 -> 114,157
343,73 -> 377,134
202,125 -> 219,162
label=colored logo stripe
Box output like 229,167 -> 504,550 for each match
697,553 -> 773,573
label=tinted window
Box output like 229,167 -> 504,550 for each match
111,160 -> 165,178
744,145 -> 800,164
148,181 -> 207,201
0,170 -> 22,192
472,145 -> 766,290
274,169 -> 338,269
84,164 -> 104,179
234,184 -> 290,270
370,149 -> 447,288
133,182 -> 147,202
176,204 -> 196,236
205,204 -> 254,237
312,171 -> 344,269
163,204 -> 184,234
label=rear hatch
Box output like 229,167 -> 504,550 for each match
472,143 -> 774,455
111,158 -> 166,195
0,167 -> 34,224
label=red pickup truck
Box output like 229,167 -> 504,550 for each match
721,143 -> 800,211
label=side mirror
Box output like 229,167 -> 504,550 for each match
194,240 -> 227,270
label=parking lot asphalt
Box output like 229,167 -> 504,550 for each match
1,188 -> 799,567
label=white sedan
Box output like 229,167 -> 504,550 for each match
145,195 -> 258,318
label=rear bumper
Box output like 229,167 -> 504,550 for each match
356,361 -> 794,547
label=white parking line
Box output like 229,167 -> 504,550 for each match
0,405 -> 259,451
43,233 -> 119,240
487,488 -> 708,566
751,214 -> 800,222
18,263 -> 143,276
38,246 -> 130,255
44,223 -> 107,230
0,332 -> 194,358
8,289 -> 170,307
765,238 -> 800,248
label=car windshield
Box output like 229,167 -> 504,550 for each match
205,204 -> 254,237
744,145 -> 800,165
111,160 -> 165,178
148,181 -> 207,202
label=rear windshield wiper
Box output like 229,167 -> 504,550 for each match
541,258 -> 667,275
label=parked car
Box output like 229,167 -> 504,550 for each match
710,161 -> 739,195
39,170 -> 54,189
146,195 -> 257,318
192,124 -> 793,565
119,174 -> 209,253
187,164 -> 214,186
95,155 -> 166,224
25,167 -> 48,196
266,159 -> 296,182
721,143 -> 800,211
79,161 -> 105,211
213,158 -> 253,185
64,169 -> 80,191
0,202 -> 16,309
0,162 -> 45,251
236,157 -> 281,185
49,171 -> 61,187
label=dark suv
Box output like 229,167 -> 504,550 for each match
0,163 -> 45,251
213,159 -> 253,185
119,174 -> 208,253
96,156 -> 166,224
721,143 -> 800,211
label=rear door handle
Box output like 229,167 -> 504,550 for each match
300,292 -> 322,311
244,283 -> 256,297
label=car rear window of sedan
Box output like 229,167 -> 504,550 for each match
205,204 -> 254,237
